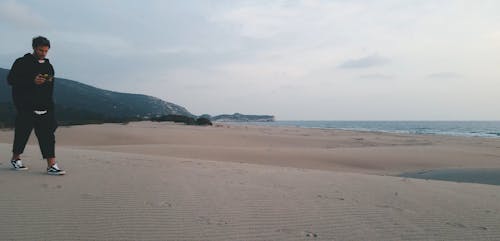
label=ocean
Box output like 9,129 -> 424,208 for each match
226,121 -> 500,138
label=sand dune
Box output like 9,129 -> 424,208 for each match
1,121 -> 500,240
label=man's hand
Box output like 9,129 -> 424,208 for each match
34,74 -> 46,85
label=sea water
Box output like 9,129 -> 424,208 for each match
229,121 -> 500,138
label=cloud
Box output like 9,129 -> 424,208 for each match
210,2 -> 301,39
52,31 -> 132,55
0,0 -> 49,28
427,72 -> 462,79
359,73 -> 393,79
338,54 -> 390,69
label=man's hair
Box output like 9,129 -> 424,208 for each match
32,36 -> 50,49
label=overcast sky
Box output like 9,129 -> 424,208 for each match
1,0 -> 499,120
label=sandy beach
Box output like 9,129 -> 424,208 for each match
1,121 -> 500,240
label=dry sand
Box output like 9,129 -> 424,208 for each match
1,121 -> 499,240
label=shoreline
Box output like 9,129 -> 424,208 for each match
218,120 -> 500,139
2,119 -> 499,138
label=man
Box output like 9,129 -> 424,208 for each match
7,36 -> 65,175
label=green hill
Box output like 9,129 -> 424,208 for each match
0,67 -> 193,126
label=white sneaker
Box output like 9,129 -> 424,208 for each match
11,159 -> 28,170
47,163 -> 66,175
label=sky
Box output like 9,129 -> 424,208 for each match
1,0 -> 499,120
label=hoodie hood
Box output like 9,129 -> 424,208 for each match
24,53 -> 50,63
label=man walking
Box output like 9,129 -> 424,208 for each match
7,36 -> 65,175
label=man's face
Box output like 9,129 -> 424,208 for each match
33,46 -> 49,59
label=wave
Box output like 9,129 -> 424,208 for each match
234,121 -> 500,138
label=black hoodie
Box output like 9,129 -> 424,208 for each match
7,53 -> 55,111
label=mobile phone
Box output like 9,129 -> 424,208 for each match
41,74 -> 54,82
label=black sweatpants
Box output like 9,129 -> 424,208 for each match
12,109 -> 58,159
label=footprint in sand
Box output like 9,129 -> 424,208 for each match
197,216 -> 211,225
275,228 -> 293,234
159,201 -> 172,208
303,230 -> 318,238
144,201 -> 155,207
376,204 -> 404,212
144,200 -> 172,208
43,184 -> 62,189
80,193 -> 102,200
316,194 -> 345,201
196,216 -> 228,226
215,218 -> 228,226
445,222 -> 467,228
